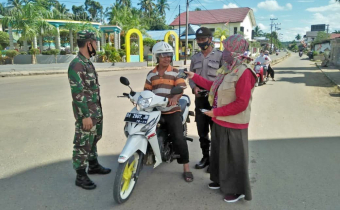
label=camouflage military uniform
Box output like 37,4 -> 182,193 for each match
68,52 -> 103,170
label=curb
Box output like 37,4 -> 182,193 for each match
315,63 -> 340,91
0,55 -> 288,78
0,66 -> 155,77
0,64 -> 192,78
271,53 -> 291,66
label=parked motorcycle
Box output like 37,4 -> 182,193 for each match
113,77 -> 194,204
254,62 -> 267,87
299,51 -> 303,57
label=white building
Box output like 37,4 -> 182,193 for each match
170,7 -> 256,40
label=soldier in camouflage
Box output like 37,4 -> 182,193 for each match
68,30 -> 111,190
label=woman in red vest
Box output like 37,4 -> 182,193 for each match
186,34 -> 256,203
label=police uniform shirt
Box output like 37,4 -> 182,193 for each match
189,48 -> 223,89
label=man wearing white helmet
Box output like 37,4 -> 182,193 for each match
144,41 -> 193,182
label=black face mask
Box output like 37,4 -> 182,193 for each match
198,41 -> 210,50
87,42 -> 96,57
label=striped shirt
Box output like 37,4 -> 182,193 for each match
144,65 -> 187,114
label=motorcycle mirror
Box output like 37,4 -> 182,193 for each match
170,86 -> 183,95
120,77 -> 130,86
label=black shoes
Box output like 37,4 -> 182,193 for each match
75,169 -> 96,190
208,182 -> 220,190
88,164 -> 111,174
195,157 -> 209,169
88,159 -> 111,175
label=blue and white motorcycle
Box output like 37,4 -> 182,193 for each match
113,77 -> 194,204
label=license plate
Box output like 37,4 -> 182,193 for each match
124,113 -> 150,124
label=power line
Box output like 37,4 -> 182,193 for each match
194,0 -> 221,24
166,0 -> 181,24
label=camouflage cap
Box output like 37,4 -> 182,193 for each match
76,30 -> 96,41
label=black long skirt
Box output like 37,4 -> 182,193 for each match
210,123 -> 252,201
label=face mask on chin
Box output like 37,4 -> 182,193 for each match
87,42 -> 96,57
198,40 -> 210,50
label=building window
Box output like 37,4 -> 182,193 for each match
234,27 -> 237,35
240,27 -> 244,33
209,28 -> 215,34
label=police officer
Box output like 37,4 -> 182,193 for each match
68,30 -> 111,190
189,27 -> 223,172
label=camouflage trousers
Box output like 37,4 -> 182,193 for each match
72,119 -> 103,170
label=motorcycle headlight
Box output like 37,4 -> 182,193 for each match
137,96 -> 152,109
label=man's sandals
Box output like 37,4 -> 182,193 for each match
183,172 -> 194,182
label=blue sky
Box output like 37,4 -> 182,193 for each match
61,0 -> 340,41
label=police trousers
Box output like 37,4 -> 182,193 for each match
195,96 -> 213,158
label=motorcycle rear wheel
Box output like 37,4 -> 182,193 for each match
113,151 -> 142,204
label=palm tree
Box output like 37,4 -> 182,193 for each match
214,28 -> 229,39
138,0 -> 155,18
64,23 -> 79,52
253,26 -> 263,37
7,0 -> 24,11
156,0 -> 169,16
117,0 -> 131,7
3,2 -> 53,52
295,34 -> 301,41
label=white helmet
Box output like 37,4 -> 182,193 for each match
152,41 -> 174,63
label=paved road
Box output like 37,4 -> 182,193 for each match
0,53 -> 339,210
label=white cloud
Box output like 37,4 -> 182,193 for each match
281,26 -> 310,41
286,3 -> 293,10
223,3 -> 238,9
298,0 -> 314,2
270,14 -> 276,18
306,0 -> 340,12
258,23 -> 267,30
252,8 -> 257,12
257,0 -> 293,11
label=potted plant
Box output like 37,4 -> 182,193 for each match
5,50 -> 19,64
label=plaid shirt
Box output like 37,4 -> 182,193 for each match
144,65 -> 186,114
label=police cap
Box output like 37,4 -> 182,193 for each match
196,27 -> 212,38
77,30 -> 97,41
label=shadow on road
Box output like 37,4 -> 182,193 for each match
274,67 -> 316,71
274,67 -> 335,88
1,136 -> 339,210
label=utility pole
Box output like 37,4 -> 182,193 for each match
179,5 -> 181,60
270,18 -> 278,53
326,24 -> 329,33
185,0 -> 189,65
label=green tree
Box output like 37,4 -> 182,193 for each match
85,0 -> 103,22
333,30 -> 340,34
5,50 -> 19,64
116,0 -> 131,7
314,31 -> 331,43
214,28 -> 229,39
295,34 -> 301,41
253,26 -> 263,37
194,7 -> 201,11
138,0 -> 156,19
156,0 -> 169,17
72,5 -> 89,21
0,31 -> 10,49
3,2 -> 52,52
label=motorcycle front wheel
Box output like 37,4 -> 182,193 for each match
113,151 -> 143,204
